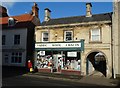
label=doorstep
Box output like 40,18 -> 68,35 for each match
37,68 -> 81,75
61,69 -> 81,75
38,68 -> 52,73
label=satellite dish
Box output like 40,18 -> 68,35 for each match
8,17 -> 15,26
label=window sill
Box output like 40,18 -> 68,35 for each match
89,41 -> 102,44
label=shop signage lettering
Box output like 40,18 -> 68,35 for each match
35,42 -> 81,48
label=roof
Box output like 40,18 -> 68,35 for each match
1,13 -> 40,28
0,14 -> 34,25
41,12 -> 112,26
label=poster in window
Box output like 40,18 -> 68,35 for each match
39,51 -> 45,56
67,52 -> 77,57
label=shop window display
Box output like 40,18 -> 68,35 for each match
36,51 -> 81,72
36,55 -> 53,69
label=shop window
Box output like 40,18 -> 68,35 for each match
90,29 -> 101,42
11,52 -> 22,63
14,34 -> 20,45
35,51 -> 81,71
64,31 -> 73,41
42,32 -> 49,42
64,51 -> 81,70
2,35 -> 6,45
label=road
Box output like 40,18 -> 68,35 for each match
2,66 -> 119,87
2,74 -> 102,87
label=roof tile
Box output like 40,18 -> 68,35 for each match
41,12 -> 112,26
0,14 -> 33,25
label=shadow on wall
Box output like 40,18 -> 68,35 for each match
117,79 -> 120,87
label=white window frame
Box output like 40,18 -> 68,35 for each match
42,32 -> 49,42
90,29 -> 101,42
11,52 -> 22,63
64,31 -> 73,41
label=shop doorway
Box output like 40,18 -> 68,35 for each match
53,54 -> 65,72
86,51 -> 106,77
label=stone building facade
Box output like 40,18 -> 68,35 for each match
113,0 -> 120,78
35,3 -> 112,77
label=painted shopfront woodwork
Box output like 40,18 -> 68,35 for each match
35,40 -> 84,73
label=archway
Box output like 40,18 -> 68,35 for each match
86,51 -> 107,77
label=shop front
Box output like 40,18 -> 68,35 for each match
34,40 -> 84,75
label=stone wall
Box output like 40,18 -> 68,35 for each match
113,1 -> 120,78
35,22 -> 112,77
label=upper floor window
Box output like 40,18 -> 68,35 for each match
64,31 -> 73,41
90,29 -> 101,42
14,35 -> 20,45
8,17 -> 15,26
42,32 -> 49,42
2,35 -> 6,45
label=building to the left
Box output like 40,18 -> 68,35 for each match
0,3 -> 40,67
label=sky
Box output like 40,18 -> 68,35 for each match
1,2 -> 113,22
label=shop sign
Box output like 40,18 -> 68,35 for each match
67,52 -> 77,57
35,42 -> 81,48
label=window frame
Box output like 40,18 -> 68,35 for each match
11,52 -> 22,63
14,34 -> 20,45
90,28 -> 101,43
4,54 -> 9,64
64,31 -> 73,42
42,32 -> 49,42
2,35 -> 6,45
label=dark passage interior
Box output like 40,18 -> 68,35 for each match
86,52 -> 106,77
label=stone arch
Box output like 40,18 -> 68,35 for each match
85,50 -> 107,77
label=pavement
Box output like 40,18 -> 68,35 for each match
23,72 -> 120,87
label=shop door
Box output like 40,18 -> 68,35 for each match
53,54 -> 64,72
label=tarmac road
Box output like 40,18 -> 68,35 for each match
2,66 -> 119,87
2,74 -> 103,87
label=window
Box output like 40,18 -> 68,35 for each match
64,31 -> 73,41
90,29 -> 101,42
4,54 -> 9,63
14,35 -> 20,45
11,52 -> 22,63
2,35 -> 6,45
42,32 -> 49,42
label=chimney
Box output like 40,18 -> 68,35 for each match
0,5 -> 8,17
86,3 -> 92,17
32,2 -> 39,18
44,8 -> 51,21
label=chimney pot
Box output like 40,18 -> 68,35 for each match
32,2 -> 39,18
0,5 -> 8,17
44,8 -> 51,21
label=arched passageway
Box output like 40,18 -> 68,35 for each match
86,51 -> 106,77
